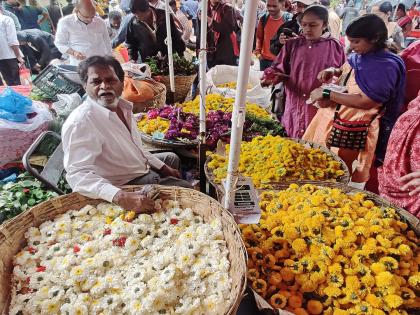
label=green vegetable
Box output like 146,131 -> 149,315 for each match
145,54 -> 197,76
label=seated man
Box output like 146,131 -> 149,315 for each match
17,29 -> 62,73
62,56 -> 191,213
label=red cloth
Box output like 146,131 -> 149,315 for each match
400,40 -> 420,106
256,16 -> 285,61
378,94 -> 420,217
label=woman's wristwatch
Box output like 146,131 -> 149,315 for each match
322,89 -> 331,99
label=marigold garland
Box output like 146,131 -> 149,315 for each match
240,184 -> 420,314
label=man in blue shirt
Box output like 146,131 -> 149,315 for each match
181,0 -> 198,36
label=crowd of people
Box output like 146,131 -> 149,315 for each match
0,0 -> 419,215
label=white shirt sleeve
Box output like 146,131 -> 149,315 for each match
54,18 -> 71,54
62,119 -> 121,202
5,17 -> 19,47
100,18 -> 113,56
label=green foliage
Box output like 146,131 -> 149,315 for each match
145,54 -> 197,76
0,173 -> 71,224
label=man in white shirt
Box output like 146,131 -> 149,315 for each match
54,0 -> 112,65
62,55 -> 191,213
0,9 -> 23,86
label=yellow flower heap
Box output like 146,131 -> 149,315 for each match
180,94 -> 270,119
137,116 -> 169,134
216,82 -> 253,89
207,135 -> 345,188
241,184 -> 420,315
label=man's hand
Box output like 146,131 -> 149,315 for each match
159,165 -> 181,178
72,50 -> 86,60
33,63 -> 41,72
400,171 -> 420,196
17,57 -> 25,65
113,190 -> 156,214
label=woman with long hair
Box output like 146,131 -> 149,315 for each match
261,5 -> 345,138
303,14 -> 406,184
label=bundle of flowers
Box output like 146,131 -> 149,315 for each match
241,184 -> 420,315
207,135 -> 345,188
10,200 -> 232,315
179,94 -> 271,119
137,106 -> 286,150
216,82 -> 253,90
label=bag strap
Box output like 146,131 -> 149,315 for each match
334,68 -> 353,115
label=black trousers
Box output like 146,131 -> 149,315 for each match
0,58 -> 20,86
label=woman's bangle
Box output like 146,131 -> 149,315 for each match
322,89 -> 331,99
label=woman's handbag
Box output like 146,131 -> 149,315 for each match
326,70 -> 382,151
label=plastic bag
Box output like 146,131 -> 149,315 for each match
122,62 -> 152,79
19,66 -> 31,86
0,87 -> 32,122
52,93 -> 82,118
206,65 -> 272,108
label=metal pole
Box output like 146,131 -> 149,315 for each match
164,0 -> 175,96
198,0 -> 208,193
224,0 -> 258,209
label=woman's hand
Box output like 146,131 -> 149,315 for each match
310,87 -> 324,102
400,171 -> 420,196
317,68 -> 336,83
261,70 -> 289,87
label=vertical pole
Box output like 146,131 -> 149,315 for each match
164,0 -> 175,98
224,0 -> 258,209
198,0 -> 208,193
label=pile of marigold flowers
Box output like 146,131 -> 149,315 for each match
216,82 -> 253,89
207,135 -> 345,188
179,94 -> 271,119
240,184 -> 420,315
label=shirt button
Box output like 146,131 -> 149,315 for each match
309,46 -> 312,49
303,94 -> 306,97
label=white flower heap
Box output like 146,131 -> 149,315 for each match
10,200 -> 232,315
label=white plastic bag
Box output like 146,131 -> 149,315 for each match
206,65 -> 271,108
122,62 -> 152,79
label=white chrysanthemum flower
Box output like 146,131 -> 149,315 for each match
40,298 -> 60,314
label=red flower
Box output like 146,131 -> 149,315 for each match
103,228 -> 112,236
36,266 -> 46,272
22,188 -> 30,193
27,246 -> 37,254
73,245 -> 80,253
25,277 -> 30,284
112,236 -> 127,247
170,218 -> 179,225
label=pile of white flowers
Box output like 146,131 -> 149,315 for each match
10,200 -> 232,315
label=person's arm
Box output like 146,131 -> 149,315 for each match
400,171 -> 420,196
112,13 -> 132,48
211,5 -> 235,33
125,21 -> 139,62
100,18 -> 113,55
170,15 -> 186,55
254,19 -> 264,57
5,17 -> 24,64
54,18 -> 71,54
310,87 -> 380,110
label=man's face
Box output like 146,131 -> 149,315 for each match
296,2 -> 308,14
110,17 -> 121,29
85,65 -> 123,109
267,0 -> 284,17
134,9 -> 151,22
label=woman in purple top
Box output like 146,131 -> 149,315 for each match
261,5 -> 345,138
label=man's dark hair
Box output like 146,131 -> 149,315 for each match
346,14 -> 388,50
109,10 -> 122,21
130,0 -> 149,13
78,56 -> 125,84
320,0 -> 330,7
397,3 -> 406,12
379,1 -> 393,14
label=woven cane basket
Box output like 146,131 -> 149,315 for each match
139,131 -> 199,149
247,182 -> 420,315
205,138 -> 351,200
157,74 -> 197,103
0,186 -> 247,315
132,81 -> 166,114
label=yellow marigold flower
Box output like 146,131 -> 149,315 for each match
375,271 -> 394,287
366,293 -> 383,308
292,238 -> 307,254
371,262 -> 386,275
384,294 -> 403,309
328,273 -> 344,288
361,274 -> 375,288
324,286 -> 341,298
333,309 -> 349,315
379,256 -> 399,271
345,275 -> 361,291
372,309 -> 386,315
398,244 -> 412,256
408,273 -> 420,289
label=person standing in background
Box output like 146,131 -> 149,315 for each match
46,0 -> 62,30
0,9 -> 23,85
339,0 -> 358,34
0,2 -> 21,30
55,0 -> 112,65
62,0 -> 75,16
14,0 -> 54,31
320,0 -> 341,40
170,0 -> 192,44
181,0 -> 198,36
255,0 -> 292,71
372,2 -> 405,50
106,10 -> 122,41
396,3 -> 407,21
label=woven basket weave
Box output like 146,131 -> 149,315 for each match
0,186 -> 247,315
132,81 -> 166,114
157,74 -> 197,104
205,138 -> 351,199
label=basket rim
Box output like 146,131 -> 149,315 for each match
0,185 -> 247,315
204,137 -> 351,189
139,130 -> 199,148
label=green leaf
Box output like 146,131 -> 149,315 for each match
20,180 -> 35,188
27,199 -> 36,206
35,191 -> 44,199
15,192 -> 23,198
